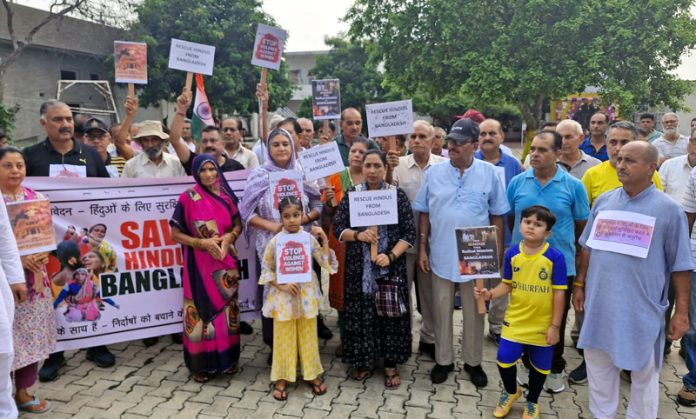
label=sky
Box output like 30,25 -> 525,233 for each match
11,0 -> 696,79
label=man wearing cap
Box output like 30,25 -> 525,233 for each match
222,117 -> 259,169
413,118 -> 509,386
170,91 -> 244,175
83,118 -> 127,177
121,120 -> 186,178
24,100 -> 110,178
507,130 -> 590,393
335,108 -> 379,166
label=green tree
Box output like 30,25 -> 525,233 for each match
297,37 -> 387,118
130,0 -> 292,115
346,0 -> 696,132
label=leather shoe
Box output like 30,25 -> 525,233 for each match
464,363 -> 488,387
38,352 -> 65,382
239,321 -> 253,335
431,363 -> 454,384
86,346 -> 115,368
418,341 -> 435,360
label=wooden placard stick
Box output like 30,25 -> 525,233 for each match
369,226 -> 378,261
127,83 -> 135,97
475,278 -> 486,314
184,72 -> 193,91
260,68 -> 269,142
387,135 -> 397,153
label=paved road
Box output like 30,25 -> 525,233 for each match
22,306 -> 696,418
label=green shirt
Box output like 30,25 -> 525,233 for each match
335,134 -> 380,166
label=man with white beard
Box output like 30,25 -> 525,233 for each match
653,112 -> 689,166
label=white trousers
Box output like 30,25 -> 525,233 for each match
585,348 -> 659,419
0,352 -> 16,418
406,253 -> 435,344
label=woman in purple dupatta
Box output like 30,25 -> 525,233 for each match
170,155 -> 242,383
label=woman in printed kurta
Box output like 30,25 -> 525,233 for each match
170,155 -> 243,383
333,150 -> 416,389
0,147 -> 56,413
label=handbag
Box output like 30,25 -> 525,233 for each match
375,275 -> 407,318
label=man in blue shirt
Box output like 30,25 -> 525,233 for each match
507,130 -> 590,393
579,111 -> 610,161
413,118 -> 509,386
474,118 -> 523,345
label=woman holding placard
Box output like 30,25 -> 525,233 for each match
240,128 -> 322,356
0,147 -> 56,413
170,155 -> 243,383
333,149 -> 416,389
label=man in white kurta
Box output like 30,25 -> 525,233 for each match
0,197 -> 27,418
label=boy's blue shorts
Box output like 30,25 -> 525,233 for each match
497,337 -> 554,375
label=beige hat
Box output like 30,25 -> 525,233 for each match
133,120 -> 170,141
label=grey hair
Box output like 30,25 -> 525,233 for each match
39,100 -> 69,118
556,119 -> 583,136
608,120 -> 638,141
662,112 -> 679,122
413,120 -> 434,136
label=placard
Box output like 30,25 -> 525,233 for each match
269,170 -> 304,220
114,41 -> 147,84
49,164 -> 86,178
365,99 -> 414,138
312,79 -> 341,120
251,24 -> 287,70
349,189 -> 398,227
168,38 -> 216,76
5,199 -> 57,256
456,226 -> 500,281
275,231 -> 312,284
299,141 -> 344,182
585,210 -> 656,258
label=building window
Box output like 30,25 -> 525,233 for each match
289,70 -> 300,85
60,70 -> 77,80
90,73 -> 100,80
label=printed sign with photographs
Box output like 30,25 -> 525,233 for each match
114,41 -> 148,84
311,79 -> 341,120
6,199 -> 56,256
456,226 -> 500,281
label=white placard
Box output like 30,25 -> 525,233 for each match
251,24 -> 287,70
49,164 -> 86,178
365,99 -> 414,138
168,38 -> 216,76
268,170 -> 304,221
349,189 -> 399,227
275,231 -> 313,284
585,210 -> 656,258
299,142 -> 344,182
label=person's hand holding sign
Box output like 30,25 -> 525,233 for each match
356,228 -> 378,245
386,150 -> 400,171
374,253 -> 390,268
125,95 -> 139,117
177,89 -> 192,114
256,82 -> 269,105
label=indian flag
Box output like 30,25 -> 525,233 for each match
190,73 -> 215,140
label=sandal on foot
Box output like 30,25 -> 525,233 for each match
192,372 -> 210,383
349,368 -> 373,381
307,377 -> 327,396
384,368 -> 401,390
272,381 -> 288,401
224,365 -> 239,375
18,396 -> 52,414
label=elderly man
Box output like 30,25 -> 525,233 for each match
573,141 -> 693,418
297,118 -> 315,149
122,121 -> 186,178
640,113 -> 662,143
557,119 -> 601,179
431,127 -> 448,158
507,130 -> 590,393
387,120 -> 447,360
579,111 -> 610,162
335,108 -> 379,165
413,118 -> 509,386
474,118 -> 524,343
221,117 -> 259,169
653,112 -> 689,165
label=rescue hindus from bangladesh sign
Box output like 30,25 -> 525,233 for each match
365,99 -> 414,138
348,188 -> 398,228
23,171 -> 259,351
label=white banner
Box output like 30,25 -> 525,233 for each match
24,171 -> 258,351
168,38 -> 216,76
349,189 -> 398,227
299,142 -> 344,182
365,99 -> 414,138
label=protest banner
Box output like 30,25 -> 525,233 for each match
456,226 -> 500,313
114,41 -> 147,95
275,232 -> 312,284
365,99 -> 414,138
299,142 -> 344,182
24,171 -> 258,351
349,189 -> 398,228
268,170 -> 304,221
168,38 -> 216,90
251,24 -> 287,71
585,210 -> 656,258
6,199 -> 56,256
311,79 -> 341,120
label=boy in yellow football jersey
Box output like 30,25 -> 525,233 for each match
475,205 -> 567,419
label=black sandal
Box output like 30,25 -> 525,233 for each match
192,372 -> 210,383
349,368 -> 373,381
307,377 -> 327,396
272,381 -> 288,401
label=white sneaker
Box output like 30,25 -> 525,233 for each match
543,372 -> 566,393
516,362 -> 529,388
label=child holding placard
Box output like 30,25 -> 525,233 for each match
259,196 -> 337,401
474,206 -> 567,419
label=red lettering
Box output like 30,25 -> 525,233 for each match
160,219 -> 175,246
141,221 -> 162,248
121,221 -> 140,249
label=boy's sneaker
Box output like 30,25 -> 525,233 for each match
522,402 -> 540,419
568,361 -> 587,384
516,362 -> 529,388
494,387 -> 522,417
678,385 -> 696,406
543,372 -> 566,393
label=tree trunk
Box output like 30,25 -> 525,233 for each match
518,95 -> 545,162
